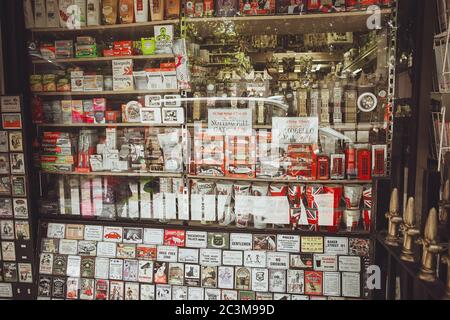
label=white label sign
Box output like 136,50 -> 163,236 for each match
208,108 -> 253,136
342,272 -> 361,298
324,237 -> 349,255
338,256 -> 361,272
185,231 -> 208,248
222,251 -> 243,266
323,272 -> 341,297
178,248 -> 199,263
276,235 -> 300,252
59,239 -> 78,255
157,246 -> 178,262
267,252 -> 290,270
272,117 -> 319,144
199,249 -> 222,266
230,233 -> 253,251
1,96 -> 21,113
144,228 -> 164,245
243,250 -> 267,268
97,242 -> 117,258
84,225 -> 103,241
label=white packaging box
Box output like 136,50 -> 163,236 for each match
105,128 -> 117,150
59,0 -> 74,28
147,71 -> 178,90
103,151 -> 119,171
102,178 -> 116,219
112,59 -> 133,76
128,182 -> 140,219
59,176 -> 66,214
46,0 -> 60,27
83,75 -> 104,92
154,25 -> 174,54
71,71 -> 84,91
153,193 -> 177,220
34,0 -> 47,28
118,200 -> 129,218
24,0 -> 35,29
190,194 -> 216,222
92,177 -> 103,216
74,0 -> 87,26
112,59 -> 134,91
69,177 -> 81,215
113,76 -> 134,91
140,180 -> 152,219
81,178 -> 94,217
87,0 -> 101,26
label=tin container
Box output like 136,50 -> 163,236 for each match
233,181 -> 251,196
343,185 -> 363,209
323,184 -> 343,208
362,208 -> 371,231
191,179 -> 215,195
305,184 -> 324,208
362,184 -> 372,209
290,206 -> 302,229
288,184 -> 304,207
216,180 -> 233,195
304,207 -> 319,231
343,209 -> 361,231
269,183 -> 288,196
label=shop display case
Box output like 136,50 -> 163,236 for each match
16,0 -> 399,300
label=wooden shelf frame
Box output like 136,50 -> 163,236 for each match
29,19 -> 179,34
32,89 -> 180,97
31,54 -> 175,65
186,9 -> 392,36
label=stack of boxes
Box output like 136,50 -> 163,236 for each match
40,132 -> 75,172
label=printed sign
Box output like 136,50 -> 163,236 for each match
338,256 -> 361,272
199,249 -> 222,266
301,236 -> 324,253
230,233 -> 253,251
186,231 -> 208,248
272,117 -> 319,144
276,235 -> 300,252
267,252 -> 289,270
157,246 -> 178,262
208,108 -> 253,136
313,254 -> 338,271
324,237 -> 349,255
